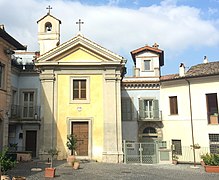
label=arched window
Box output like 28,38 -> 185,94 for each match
143,127 -> 156,134
45,22 -> 52,32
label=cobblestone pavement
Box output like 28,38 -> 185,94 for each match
6,160 -> 219,180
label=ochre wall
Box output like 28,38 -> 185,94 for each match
56,74 -> 104,161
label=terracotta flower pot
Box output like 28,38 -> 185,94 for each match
67,155 -> 75,166
73,161 -> 80,170
1,175 -> 10,180
204,165 -> 219,173
45,167 -> 56,178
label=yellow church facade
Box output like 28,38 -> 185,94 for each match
35,12 -> 126,163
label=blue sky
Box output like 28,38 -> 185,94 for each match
1,0 -> 219,76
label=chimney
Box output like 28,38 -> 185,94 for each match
179,63 -> 185,77
203,56 -> 208,63
0,25 -> 5,30
152,43 -> 159,49
134,67 -> 140,77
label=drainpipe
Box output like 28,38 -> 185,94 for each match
115,75 -> 119,163
185,78 -> 196,167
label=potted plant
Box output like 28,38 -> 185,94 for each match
172,153 -> 179,165
190,143 -> 201,149
45,148 -> 59,178
201,153 -> 219,173
66,134 -> 77,166
0,148 -> 16,180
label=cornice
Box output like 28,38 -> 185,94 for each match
122,81 -> 160,90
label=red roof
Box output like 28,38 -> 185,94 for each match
130,45 -> 164,66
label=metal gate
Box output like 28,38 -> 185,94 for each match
123,141 -> 158,164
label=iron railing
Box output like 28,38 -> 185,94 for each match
9,105 -> 41,120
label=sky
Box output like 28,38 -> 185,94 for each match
1,0 -> 219,76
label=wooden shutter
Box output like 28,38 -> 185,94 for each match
139,99 -> 145,119
153,99 -> 159,119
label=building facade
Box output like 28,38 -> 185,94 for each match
122,44 -> 164,142
35,12 -> 126,163
8,51 -> 41,158
0,25 -> 26,151
161,60 -> 219,162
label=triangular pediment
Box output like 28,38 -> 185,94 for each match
36,34 -> 125,65
59,47 -> 102,63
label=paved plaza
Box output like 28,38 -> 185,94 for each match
7,160 -> 219,180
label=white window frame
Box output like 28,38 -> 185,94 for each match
70,76 -> 90,104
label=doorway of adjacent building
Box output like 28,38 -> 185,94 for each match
71,122 -> 88,156
25,130 -> 37,157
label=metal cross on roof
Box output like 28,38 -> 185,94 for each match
46,5 -> 52,14
76,19 -> 84,31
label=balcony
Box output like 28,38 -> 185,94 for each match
9,105 -> 41,122
138,110 -> 162,121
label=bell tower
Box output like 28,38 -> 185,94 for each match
37,6 -> 61,55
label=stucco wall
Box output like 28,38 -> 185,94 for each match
57,74 -> 104,161
161,76 -> 219,148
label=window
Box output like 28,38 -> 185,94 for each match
172,139 -> 182,155
169,96 -> 178,115
9,125 -> 16,138
122,98 -> 133,121
209,134 -> 219,154
139,99 -> 159,119
143,127 -> 156,134
73,80 -> 86,100
0,62 -> 5,89
11,89 -> 18,117
22,91 -> 35,118
71,77 -> 89,103
206,93 -> 218,124
143,60 -> 151,71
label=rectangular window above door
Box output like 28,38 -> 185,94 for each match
70,77 -> 90,104
139,99 -> 160,121
22,91 -> 35,119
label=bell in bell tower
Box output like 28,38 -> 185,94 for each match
37,6 -> 61,55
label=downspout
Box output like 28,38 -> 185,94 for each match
51,72 -> 55,167
115,74 -> 119,163
185,78 -> 196,167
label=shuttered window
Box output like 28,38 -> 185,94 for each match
139,99 -> 159,119
122,98 -> 133,121
169,96 -> 178,115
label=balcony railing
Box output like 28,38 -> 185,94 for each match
9,105 -> 41,121
138,110 -> 162,121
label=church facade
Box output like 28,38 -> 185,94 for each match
35,12 -> 126,163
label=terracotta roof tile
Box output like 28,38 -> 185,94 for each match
186,61 -> 219,77
161,61 -> 219,81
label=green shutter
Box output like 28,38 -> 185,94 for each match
139,99 -> 145,119
153,99 -> 159,119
